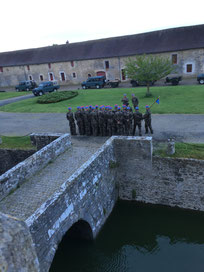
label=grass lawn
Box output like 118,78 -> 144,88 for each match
154,142 -> 204,160
0,136 -> 35,149
0,85 -> 204,114
0,91 -> 30,100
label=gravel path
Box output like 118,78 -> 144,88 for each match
0,136 -> 107,220
0,94 -> 34,106
0,112 -> 204,143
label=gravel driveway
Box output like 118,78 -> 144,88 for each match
0,112 -> 203,143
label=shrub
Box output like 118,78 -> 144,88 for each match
37,91 -> 78,104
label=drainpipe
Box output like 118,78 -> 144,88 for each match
23,66 -> 27,80
118,57 -> 121,80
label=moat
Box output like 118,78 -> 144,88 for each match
50,201 -> 204,272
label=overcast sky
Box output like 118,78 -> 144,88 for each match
1,0 -> 204,53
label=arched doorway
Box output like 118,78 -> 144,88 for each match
49,220 -> 93,271
96,71 -> 106,78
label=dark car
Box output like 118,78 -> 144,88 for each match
197,74 -> 204,84
15,80 -> 37,91
130,79 -> 156,87
32,81 -> 60,96
165,76 -> 182,86
81,76 -> 106,89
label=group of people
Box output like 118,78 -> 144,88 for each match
66,94 -> 153,137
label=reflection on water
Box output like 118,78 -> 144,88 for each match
50,201 -> 204,272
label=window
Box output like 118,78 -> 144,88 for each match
49,72 -> 54,81
172,54 -> 177,64
39,74 -> 44,81
48,63 -> 51,69
105,61 -> 109,69
28,75 -> 33,80
0,67 -> 3,73
121,69 -> 126,80
60,72 -> 66,81
71,61 -> 74,67
27,65 -> 30,71
186,64 -> 192,73
73,72 -> 76,78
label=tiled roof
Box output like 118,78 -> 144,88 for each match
1,24 -> 204,67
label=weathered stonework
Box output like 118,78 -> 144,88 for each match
0,133 -> 71,201
30,133 -> 64,150
0,212 -> 39,272
26,137 -> 117,272
116,138 -> 204,211
0,136 -> 204,272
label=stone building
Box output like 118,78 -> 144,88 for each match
0,24 -> 204,87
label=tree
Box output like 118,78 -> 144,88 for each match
125,54 -> 176,96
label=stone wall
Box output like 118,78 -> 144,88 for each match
0,149 -> 35,176
0,48 -> 203,87
1,136 -> 204,272
0,133 -> 71,201
25,137 -> 117,272
30,133 -> 64,150
116,137 -> 204,211
0,212 -> 39,272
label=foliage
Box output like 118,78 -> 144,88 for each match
0,136 -> 35,150
37,91 -> 78,104
125,54 -> 176,95
154,142 -> 204,160
1,85 -> 204,114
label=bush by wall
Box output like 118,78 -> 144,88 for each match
37,91 -> 78,104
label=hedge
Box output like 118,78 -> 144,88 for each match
37,91 -> 78,104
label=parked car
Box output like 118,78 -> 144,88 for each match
81,76 -> 106,89
32,81 -> 60,96
197,74 -> 204,84
130,79 -> 156,87
106,79 -> 121,88
165,76 -> 182,86
15,80 -> 37,91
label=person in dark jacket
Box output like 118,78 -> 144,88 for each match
121,94 -> 129,106
66,107 -> 77,135
131,94 -> 139,108
74,106 -> 83,135
133,106 -> 143,136
143,105 -> 153,134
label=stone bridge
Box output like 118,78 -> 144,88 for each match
1,134 -> 204,271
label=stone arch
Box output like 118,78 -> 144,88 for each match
49,219 -> 93,270
65,219 -> 94,241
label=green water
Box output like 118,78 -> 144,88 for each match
50,201 -> 204,272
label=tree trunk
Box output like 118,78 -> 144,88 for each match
146,83 -> 150,96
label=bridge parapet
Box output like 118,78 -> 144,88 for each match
0,133 -> 71,201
